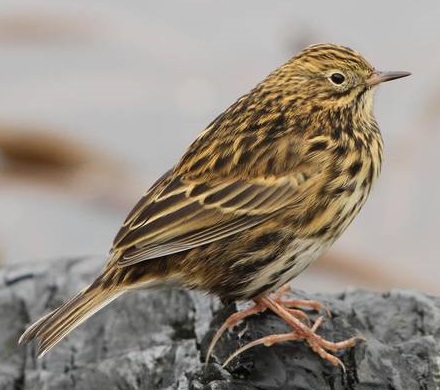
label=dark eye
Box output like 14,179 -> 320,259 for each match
330,73 -> 345,85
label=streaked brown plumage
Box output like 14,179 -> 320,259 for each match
19,44 -> 410,367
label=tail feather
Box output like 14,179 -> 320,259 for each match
19,286 -> 122,357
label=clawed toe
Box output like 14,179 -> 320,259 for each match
206,288 -> 359,371
222,312 -> 359,371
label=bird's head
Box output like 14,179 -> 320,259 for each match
270,43 -> 410,112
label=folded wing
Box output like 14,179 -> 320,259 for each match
113,174 -> 307,267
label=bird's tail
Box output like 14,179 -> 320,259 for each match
19,285 -> 123,357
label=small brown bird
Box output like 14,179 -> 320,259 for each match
19,44 -> 410,369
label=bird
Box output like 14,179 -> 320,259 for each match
19,43 -> 410,369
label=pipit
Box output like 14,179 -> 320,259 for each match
19,43 -> 410,370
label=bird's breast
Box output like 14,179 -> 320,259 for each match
303,139 -> 382,241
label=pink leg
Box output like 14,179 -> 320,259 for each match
222,296 -> 360,371
206,286 -> 313,364
273,284 -> 328,315
205,301 -> 266,365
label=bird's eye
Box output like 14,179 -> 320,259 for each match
329,73 -> 346,85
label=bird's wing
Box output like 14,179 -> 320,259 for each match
113,172 -> 310,267
111,89 -> 319,267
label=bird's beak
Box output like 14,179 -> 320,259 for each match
366,70 -> 411,86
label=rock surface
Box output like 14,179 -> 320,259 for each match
1,257 -> 439,390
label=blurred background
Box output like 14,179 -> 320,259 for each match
0,0 -> 438,294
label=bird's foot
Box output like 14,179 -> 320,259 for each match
205,300 -> 267,366
205,284 -> 326,366
272,283 -> 330,321
222,295 -> 361,371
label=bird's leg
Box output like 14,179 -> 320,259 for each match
223,295 -> 360,371
273,284 -> 331,319
205,301 -> 267,365
205,285 -> 326,365
222,315 -> 326,368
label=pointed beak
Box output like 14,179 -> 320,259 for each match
366,70 -> 411,86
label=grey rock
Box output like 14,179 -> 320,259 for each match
1,257 -> 439,390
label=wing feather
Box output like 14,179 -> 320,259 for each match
114,175 -> 303,267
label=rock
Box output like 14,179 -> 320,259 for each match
1,257 -> 439,390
